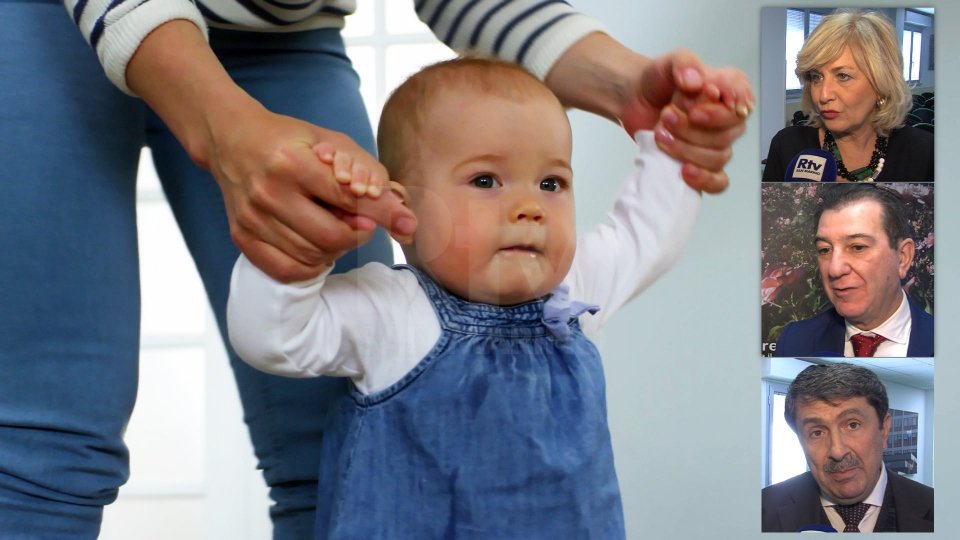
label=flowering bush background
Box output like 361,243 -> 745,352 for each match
760,182 -> 934,356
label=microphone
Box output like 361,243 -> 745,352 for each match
797,524 -> 838,533
783,148 -> 837,182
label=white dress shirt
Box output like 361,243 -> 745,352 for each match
821,466 -> 888,532
843,290 -> 911,357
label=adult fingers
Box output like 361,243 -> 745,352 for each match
235,176 -> 371,267
231,224 -> 359,283
666,103 -> 746,151
665,49 -> 708,95
655,105 -> 739,171
638,49 -> 705,111
680,163 -> 730,194
678,98 -> 750,131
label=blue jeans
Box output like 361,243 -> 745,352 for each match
0,3 -> 390,538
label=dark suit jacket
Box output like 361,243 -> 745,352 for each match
762,125 -> 934,182
774,294 -> 933,357
762,469 -> 934,532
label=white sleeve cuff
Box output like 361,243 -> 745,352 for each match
97,0 -> 208,95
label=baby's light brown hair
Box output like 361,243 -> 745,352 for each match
377,57 -> 564,183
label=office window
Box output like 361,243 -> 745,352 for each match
344,0 -> 454,135
785,9 -> 824,91
885,409 -> 920,475
902,28 -> 923,82
768,383 -> 807,485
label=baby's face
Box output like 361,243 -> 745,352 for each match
401,90 -> 575,305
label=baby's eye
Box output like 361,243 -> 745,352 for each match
540,177 -> 562,192
470,175 -> 500,189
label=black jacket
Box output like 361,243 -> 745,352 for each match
761,469 -> 934,532
762,125 -> 934,182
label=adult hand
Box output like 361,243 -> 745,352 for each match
545,33 -> 753,194
211,108 -> 416,281
624,49 -> 751,193
127,20 -> 415,283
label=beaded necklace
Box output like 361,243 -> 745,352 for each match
822,129 -> 888,182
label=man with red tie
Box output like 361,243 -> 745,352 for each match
762,362 -> 933,532
775,184 -> 933,358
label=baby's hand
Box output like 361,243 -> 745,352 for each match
312,142 -> 417,244
312,142 -> 386,198
687,64 -> 754,119
629,50 -> 753,193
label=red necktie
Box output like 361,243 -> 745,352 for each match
851,333 -> 886,357
834,502 -> 870,532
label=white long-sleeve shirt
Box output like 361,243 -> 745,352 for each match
228,131 -> 700,395
62,0 -> 605,94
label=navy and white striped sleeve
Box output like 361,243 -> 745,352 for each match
63,0 -> 208,95
415,0 -> 606,80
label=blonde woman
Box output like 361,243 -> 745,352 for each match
764,10 -> 933,182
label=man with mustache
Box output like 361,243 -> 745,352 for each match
762,362 -> 933,532
774,184 -> 933,358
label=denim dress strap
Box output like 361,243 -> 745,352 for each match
399,264 -> 552,338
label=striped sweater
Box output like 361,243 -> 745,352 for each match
63,0 -> 605,94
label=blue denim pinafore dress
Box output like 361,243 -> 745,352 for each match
314,266 -> 624,539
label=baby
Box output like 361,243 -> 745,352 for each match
229,57 -> 702,538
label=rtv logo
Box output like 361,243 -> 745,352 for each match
791,154 -> 827,181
